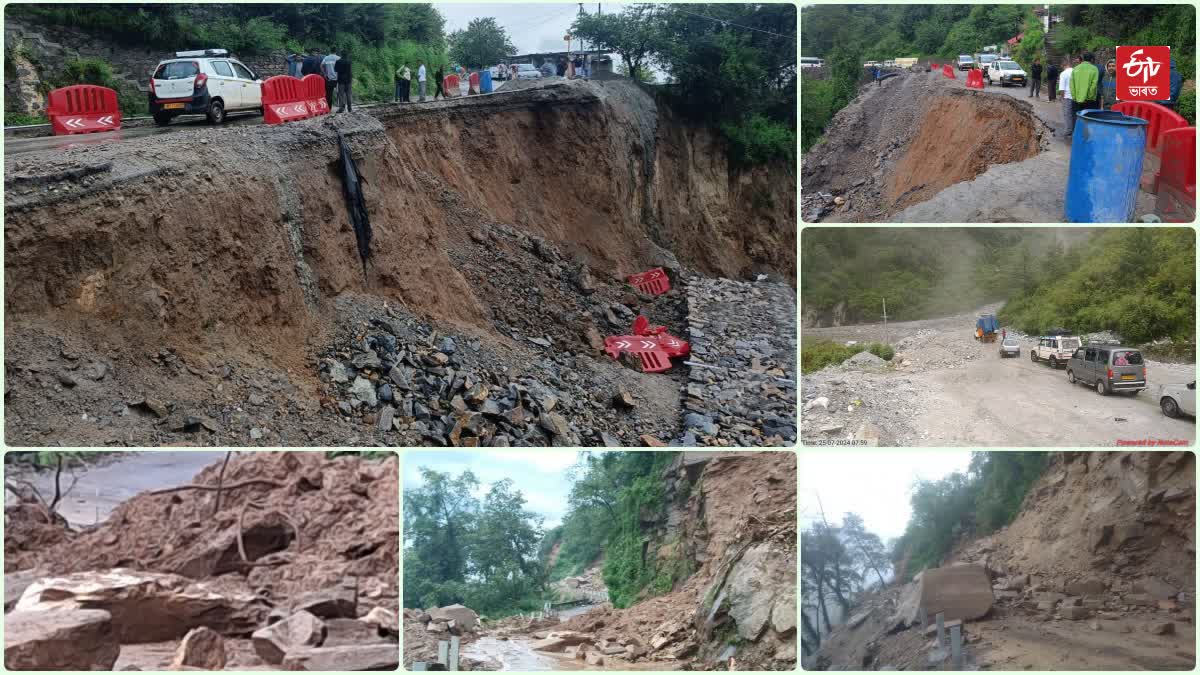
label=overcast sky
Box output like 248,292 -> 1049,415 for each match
437,3 -> 629,55
404,450 -> 583,529
799,451 -> 974,543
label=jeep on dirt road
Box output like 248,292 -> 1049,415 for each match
958,55 -> 975,71
1031,334 -> 1081,369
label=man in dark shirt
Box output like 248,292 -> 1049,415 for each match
1046,61 -> 1060,102
335,52 -> 353,112
1029,59 -> 1042,99
301,48 -> 322,77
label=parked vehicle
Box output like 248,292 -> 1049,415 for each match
1066,345 -> 1148,395
976,53 -> 999,69
800,57 -> 825,69
863,61 -> 880,68
958,55 -> 975,71
491,64 -> 507,81
1031,334 -> 1081,369
974,314 -> 999,343
998,336 -> 1021,358
1158,381 -> 1196,418
895,57 -> 919,68
986,60 -> 1027,87
149,49 -> 262,126
514,63 -> 542,79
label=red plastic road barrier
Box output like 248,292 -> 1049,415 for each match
932,63 -> 938,69
943,65 -> 955,79
655,333 -> 691,359
1155,126 -> 1196,222
469,72 -> 480,95
443,74 -> 461,97
1112,101 -> 1188,156
627,267 -> 671,295
632,315 -> 666,336
966,70 -> 984,89
603,336 -> 672,373
262,75 -> 312,125
47,85 -> 121,136
302,73 -> 329,116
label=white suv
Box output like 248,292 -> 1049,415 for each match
1031,334 -> 1082,369
149,49 -> 263,126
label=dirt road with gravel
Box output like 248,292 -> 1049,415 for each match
802,304 -> 1196,446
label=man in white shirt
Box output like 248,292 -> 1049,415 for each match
417,61 -> 427,102
322,48 -> 341,109
1057,57 -> 1075,143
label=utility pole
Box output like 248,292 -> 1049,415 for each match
882,298 -> 888,345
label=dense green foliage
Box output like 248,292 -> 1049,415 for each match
801,511 -> 892,655
893,452 -> 1048,578
573,4 -> 796,166
9,4 -> 448,104
801,341 -> 893,374
448,18 -> 515,70
998,228 -> 1195,344
403,469 -> 547,617
1179,88 -> 1196,125
802,228 -> 1066,325
546,452 -> 680,608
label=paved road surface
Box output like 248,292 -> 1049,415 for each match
11,451 -> 226,527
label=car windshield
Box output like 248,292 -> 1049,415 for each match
517,64 -> 536,71
155,61 -> 199,80
999,61 -> 1020,69
1112,350 -> 1144,366
1003,338 -> 1019,346
959,56 -> 972,62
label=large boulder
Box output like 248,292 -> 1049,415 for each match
14,569 -> 268,642
427,604 -> 478,632
362,607 -> 398,636
292,588 -> 356,620
5,608 -> 120,670
281,644 -> 399,671
322,618 -> 390,647
725,540 -> 797,640
530,631 -> 593,652
886,577 -> 924,631
919,565 -> 994,622
252,610 -> 326,665
5,570 -> 43,613
171,627 -> 227,670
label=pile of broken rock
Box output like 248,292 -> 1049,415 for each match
4,569 -> 398,671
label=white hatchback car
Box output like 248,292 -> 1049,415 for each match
514,63 -> 542,79
1158,381 -> 1196,418
149,49 -> 263,125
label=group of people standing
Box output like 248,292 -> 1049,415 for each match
286,48 -> 355,112
393,62 -> 432,102
1027,53 -> 1184,143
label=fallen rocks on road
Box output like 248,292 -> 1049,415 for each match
919,565 -> 994,622
4,608 -> 120,670
172,626 -> 227,670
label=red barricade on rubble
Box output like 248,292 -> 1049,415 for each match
627,268 -> 671,295
47,85 -> 121,136
302,73 -> 330,116
943,65 -> 955,79
443,74 -> 461,97
632,315 -> 666,336
966,70 -> 984,89
1155,126 -> 1196,222
262,76 -> 312,125
469,72 -> 480,95
602,336 -> 672,373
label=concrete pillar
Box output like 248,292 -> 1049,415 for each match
438,640 -> 449,666
935,612 -> 945,649
449,636 -> 460,672
919,606 -> 927,627
950,624 -> 963,668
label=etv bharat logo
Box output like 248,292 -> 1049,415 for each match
1116,46 -> 1170,101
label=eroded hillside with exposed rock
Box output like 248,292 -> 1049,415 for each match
811,451 -> 1195,671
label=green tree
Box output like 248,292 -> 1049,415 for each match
571,5 -> 664,81
403,469 -> 479,592
447,17 -> 515,68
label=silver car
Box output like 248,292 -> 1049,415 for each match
998,336 -> 1020,358
1158,381 -> 1196,418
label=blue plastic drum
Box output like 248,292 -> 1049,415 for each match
479,70 -> 493,94
1064,109 -> 1149,222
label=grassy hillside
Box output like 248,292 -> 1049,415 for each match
999,228 -> 1195,344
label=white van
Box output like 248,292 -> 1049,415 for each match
800,57 -> 825,69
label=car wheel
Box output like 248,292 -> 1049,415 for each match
1162,397 -> 1180,418
1049,356 -> 1058,369
1068,369 -> 1076,384
207,99 -> 226,124
1030,351 -> 1037,362
1096,379 -> 1109,396
153,112 -> 173,127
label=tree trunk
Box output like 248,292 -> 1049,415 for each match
801,611 -> 821,654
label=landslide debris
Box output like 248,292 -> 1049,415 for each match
802,71 -> 1049,222
3,452 -> 399,670
811,451 -> 1196,671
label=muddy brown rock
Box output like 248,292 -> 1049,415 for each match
585,650 -> 606,666
13,569 -> 267,642
5,608 -> 120,670
323,618 -> 388,647
530,631 -> 592,652
293,588 -> 356,620
1133,576 -> 1177,600
281,644 -> 399,671
1147,621 -> 1175,635
252,610 -> 326,664
1065,578 -> 1106,596
362,607 -> 398,635
1061,606 -> 1090,620
919,564 -> 994,623
427,604 -> 478,632
171,626 -> 226,670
